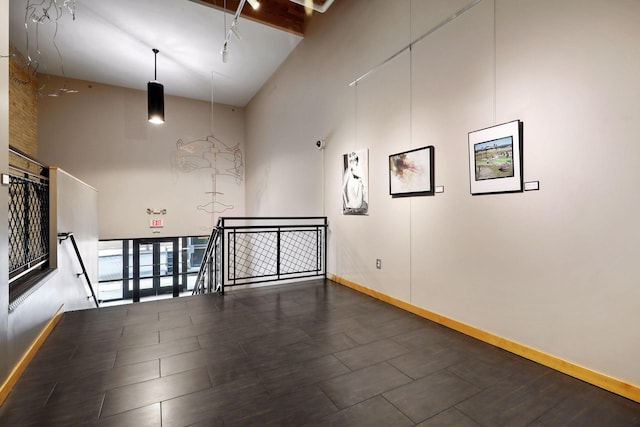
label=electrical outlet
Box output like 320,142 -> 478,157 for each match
376,259 -> 381,269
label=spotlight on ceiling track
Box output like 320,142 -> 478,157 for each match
247,0 -> 260,10
221,42 -> 229,63
230,20 -> 242,40
147,48 -> 165,124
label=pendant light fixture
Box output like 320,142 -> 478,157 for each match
148,48 -> 165,124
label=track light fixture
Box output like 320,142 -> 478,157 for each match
221,42 -> 229,63
147,48 -> 165,124
220,0 -> 259,64
230,20 -> 242,40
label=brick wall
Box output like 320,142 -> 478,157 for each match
8,44 -> 38,161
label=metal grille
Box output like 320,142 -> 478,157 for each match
214,234 -> 222,291
229,231 -> 278,280
194,217 -> 326,294
280,229 -> 322,274
8,173 -> 49,278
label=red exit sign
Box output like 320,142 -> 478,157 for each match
150,219 -> 164,228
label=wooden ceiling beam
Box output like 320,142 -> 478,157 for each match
190,0 -> 306,36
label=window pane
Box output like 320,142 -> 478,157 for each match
98,241 -> 123,281
98,280 -> 123,301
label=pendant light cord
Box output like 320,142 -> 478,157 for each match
152,48 -> 159,80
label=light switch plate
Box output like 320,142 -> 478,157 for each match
1,174 -> 10,186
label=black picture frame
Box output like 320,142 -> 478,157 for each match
468,120 -> 523,195
389,145 -> 435,197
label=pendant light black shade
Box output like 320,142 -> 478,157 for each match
148,49 -> 165,124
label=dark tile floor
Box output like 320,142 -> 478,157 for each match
1,279 -> 640,426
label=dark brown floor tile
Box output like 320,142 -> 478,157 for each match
73,330 -> 160,357
159,321 -> 223,343
305,395 -> 413,427
455,370 -> 573,426
0,394 -> 103,426
121,313 -> 193,336
223,385 -> 338,426
391,325 -> 454,350
3,280 -> 640,427
534,382 -> 640,426
345,315 -> 428,344
239,326 -> 311,351
114,336 -> 200,367
333,338 -> 410,370
160,344 -> 242,377
383,370 -> 480,423
46,359 -> 160,406
319,362 -> 412,409
446,353 -> 519,388
22,348 -> 118,383
258,354 -> 350,395
284,332 -> 358,361
185,416 -> 226,427
205,355 -> 256,386
77,403 -> 161,426
0,380 -> 57,413
416,407 -> 481,426
161,374 -> 268,427
101,367 -> 212,417
389,346 -> 468,380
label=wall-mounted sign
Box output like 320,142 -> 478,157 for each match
150,219 -> 164,228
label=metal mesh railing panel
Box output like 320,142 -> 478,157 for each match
280,229 -> 322,274
228,231 -> 278,280
8,175 -> 49,277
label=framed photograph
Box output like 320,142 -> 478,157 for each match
468,120 -> 523,195
389,146 -> 435,197
342,149 -> 369,215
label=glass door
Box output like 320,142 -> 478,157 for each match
126,238 -> 179,302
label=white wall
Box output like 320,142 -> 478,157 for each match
0,0 -> 10,383
39,76 -> 245,239
7,168 -> 96,373
245,0 -> 640,387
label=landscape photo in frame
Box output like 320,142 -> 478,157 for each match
468,120 -> 523,195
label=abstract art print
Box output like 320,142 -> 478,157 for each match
389,146 -> 434,197
468,120 -> 523,195
342,149 -> 369,215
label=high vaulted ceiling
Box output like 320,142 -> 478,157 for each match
8,0 -> 333,106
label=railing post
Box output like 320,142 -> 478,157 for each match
277,226 -> 281,279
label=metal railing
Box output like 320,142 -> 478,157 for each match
58,232 -> 99,307
193,217 -> 327,295
8,148 -> 50,284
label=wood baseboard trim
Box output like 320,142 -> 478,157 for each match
0,304 -> 65,406
328,274 -> 640,403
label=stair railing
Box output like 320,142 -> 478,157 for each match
58,232 -> 99,307
192,218 -> 222,295
194,217 -> 327,296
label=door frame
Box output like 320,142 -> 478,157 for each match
126,237 -> 179,302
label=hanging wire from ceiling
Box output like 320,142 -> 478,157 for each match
22,0 -> 78,96
172,72 -> 244,228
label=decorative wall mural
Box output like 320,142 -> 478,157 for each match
342,149 -> 369,215
173,134 -> 243,227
